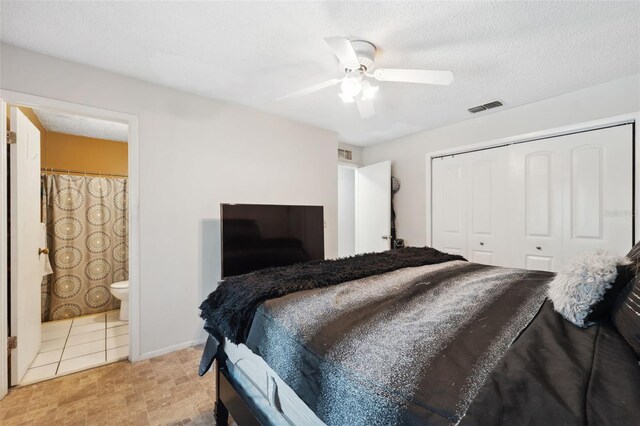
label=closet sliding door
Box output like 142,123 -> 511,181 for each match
432,147 -> 509,265
559,125 -> 633,260
466,148 -> 509,266
431,123 -> 633,272
432,156 -> 467,257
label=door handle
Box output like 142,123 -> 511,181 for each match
536,246 -> 542,251
39,247 -> 49,255
479,242 -> 484,246
381,236 -> 389,240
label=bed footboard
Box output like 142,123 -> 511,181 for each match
201,335 -> 265,426
216,365 -> 262,425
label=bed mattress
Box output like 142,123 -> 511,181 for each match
224,338 -> 325,426
202,248 -> 640,425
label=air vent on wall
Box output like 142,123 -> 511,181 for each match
468,100 -> 503,113
338,148 -> 353,161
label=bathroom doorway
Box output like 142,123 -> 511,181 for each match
0,93 -> 140,393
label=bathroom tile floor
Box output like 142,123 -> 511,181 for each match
20,310 -> 129,386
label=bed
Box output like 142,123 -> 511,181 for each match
199,247 -> 640,425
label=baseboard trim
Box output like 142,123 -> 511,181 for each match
136,337 -> 207,361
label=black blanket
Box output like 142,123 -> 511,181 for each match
199,247 -> 464,344
462,301 -> 640,425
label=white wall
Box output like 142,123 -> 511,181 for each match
0,44 -> 338,357
362,74 -> 640,247
338,166 -> 355,257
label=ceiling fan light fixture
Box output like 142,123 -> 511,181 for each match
361,82 -> 379,100
277,37 -> 455,120
340,77 -> 362,98
339,92 -> 355,103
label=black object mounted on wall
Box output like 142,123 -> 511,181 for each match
220,203 -> 325,278
391,177 -> 401,249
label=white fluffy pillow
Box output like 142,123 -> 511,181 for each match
548,250 -> 631,328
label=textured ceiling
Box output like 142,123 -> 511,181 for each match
34,109 -> 128,142
2,2 -> 639,146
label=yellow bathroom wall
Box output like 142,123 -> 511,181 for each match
6,104 -> 127,176
42,132 -> 128,176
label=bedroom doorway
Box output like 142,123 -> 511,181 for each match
0,92 -> 140,398
338,164 -> 357,257
355,161 -> 392,254
338,161 -> 392,257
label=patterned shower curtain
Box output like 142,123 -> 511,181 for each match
42,174 -> 129,321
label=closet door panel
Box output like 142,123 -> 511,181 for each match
525,153 -> 552,237
525,255 -> 554,271
443,165 -> 463,234
471,161 -> 492,234
469,160 -> 494,265
471,250 -> 494,265
570,146 -> 602,239
466,148 -> 509,266
562,124 -> 633,259
509,142 -> 563,272
432,157 -> 467,257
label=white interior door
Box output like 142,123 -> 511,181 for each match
9,107 -> 43,385
355,161 -> 391,254
560,125 -> 633,259
432,156 -> 468,257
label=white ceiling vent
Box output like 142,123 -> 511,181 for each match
338,148 -> 353,161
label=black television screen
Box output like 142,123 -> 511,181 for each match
221,204 -> 324,278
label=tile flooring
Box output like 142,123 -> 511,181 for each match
1,345 -> 217,425
21,310 -> 129,385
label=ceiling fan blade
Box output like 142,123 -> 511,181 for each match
373,69 -> 454,85
324,37 -> 361,70
277,78 -> 342,101
355,96 -> 375,118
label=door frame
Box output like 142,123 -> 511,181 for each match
425,112 -> 640,247
338,163 -> 359,258
0,90 -> 141,398
0,99 -> 7,399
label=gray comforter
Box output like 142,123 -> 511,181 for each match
245,260 -> 553,425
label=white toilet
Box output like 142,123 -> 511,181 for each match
110,280 -> 129,321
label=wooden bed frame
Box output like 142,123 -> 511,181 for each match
203,335 -> 269,426
215,358 -> 264,425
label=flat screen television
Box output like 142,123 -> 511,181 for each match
221,203 -> 324,278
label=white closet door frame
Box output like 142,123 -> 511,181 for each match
426,112 -> 640,248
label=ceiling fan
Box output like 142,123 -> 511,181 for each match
277,37 -> 454,118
